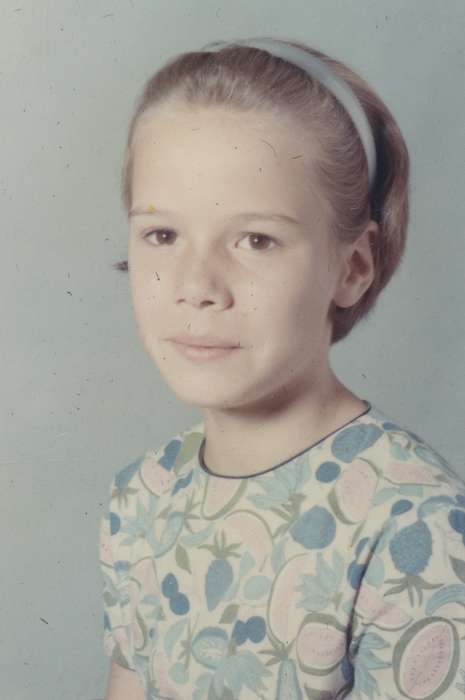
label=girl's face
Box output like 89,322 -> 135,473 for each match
128,101 -> 348,412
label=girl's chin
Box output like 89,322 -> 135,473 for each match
154,368 -> 250,408
161,372 -> 286,413
167,382 -> 247,408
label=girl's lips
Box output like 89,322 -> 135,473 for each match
168,333 -> 240,348
170,341 -> 240,362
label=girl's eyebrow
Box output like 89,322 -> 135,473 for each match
129,206 -> 300,226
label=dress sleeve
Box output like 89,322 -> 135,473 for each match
344,500 -> 465,699
98,476 -> 136,671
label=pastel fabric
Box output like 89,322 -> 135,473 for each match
99,401 -> 465,699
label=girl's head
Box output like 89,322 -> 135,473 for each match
116,38 -> 409,410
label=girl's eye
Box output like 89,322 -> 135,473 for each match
238,233 -> 277,252
142,228 -> 176,245
141,229 -> 277,252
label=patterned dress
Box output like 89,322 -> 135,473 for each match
99,400 -> 465,699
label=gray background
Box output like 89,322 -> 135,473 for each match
1,1 -> 464,698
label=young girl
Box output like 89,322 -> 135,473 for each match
99,37 -> 465,700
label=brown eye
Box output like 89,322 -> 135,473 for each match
142,228 -> 176,245
239,233 -> 277,251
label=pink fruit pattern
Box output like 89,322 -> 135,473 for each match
393,617 -> 460,699
99,404 -> 465,699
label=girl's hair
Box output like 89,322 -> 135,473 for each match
114,37 -> 410,345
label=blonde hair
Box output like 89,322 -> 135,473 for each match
114,37 -> 410,345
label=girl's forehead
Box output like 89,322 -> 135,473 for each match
130,102 -> 331,226
133,101 -> 317,152
132,107 -> 319,186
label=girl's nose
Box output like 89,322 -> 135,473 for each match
174,249 -> 232,310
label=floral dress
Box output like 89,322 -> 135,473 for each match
99,400 -> 465,699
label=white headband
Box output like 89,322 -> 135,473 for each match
202,38 -> 377,190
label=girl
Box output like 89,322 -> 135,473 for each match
99,37 -> 465,700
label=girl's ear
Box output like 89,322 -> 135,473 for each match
332,222 -> 379,309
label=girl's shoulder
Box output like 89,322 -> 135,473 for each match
359,403 -> 464,492
107,420 -> 205,511
336,404 -> 465,553
306,401 -> 464,541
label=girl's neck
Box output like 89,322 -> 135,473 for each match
200,373 -> 365,478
